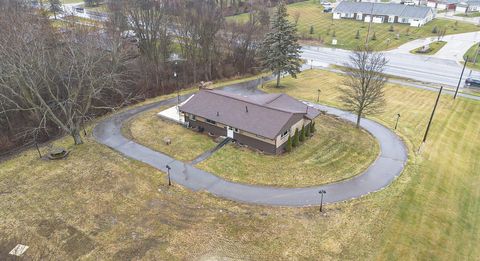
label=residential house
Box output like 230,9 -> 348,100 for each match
427,0 -> 459,10
179,90 -> 321,155
333,1 -> 436,26
456,0 -> 480,12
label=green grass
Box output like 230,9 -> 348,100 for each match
410,41 -> 447,55
1,69 -> 480,259
198,115 -> 378,187
228,0 -> 480,50
455,12 -> 480,17
463,43 -> 480,70
261,69 -> 480,259
123,108 -> 217,162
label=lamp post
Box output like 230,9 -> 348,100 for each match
310,59 -> 314,69
166,165 -> 172,186
318,190 -> 326,212
394,113 -> 401,130
317,89 -> 321,102
168,53 -> 186,107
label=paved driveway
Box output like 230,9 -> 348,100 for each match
387,31 -> 480,62
93,78 -> 408,207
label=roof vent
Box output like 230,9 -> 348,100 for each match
245,105 -> 248,113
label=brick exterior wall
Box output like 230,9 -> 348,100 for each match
185,118 -> 280,154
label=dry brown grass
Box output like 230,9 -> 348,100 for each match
198,114 -> 378,187
124,108 -> 216,162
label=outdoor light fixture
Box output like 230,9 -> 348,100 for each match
318,189 -> 327,212
166,164 -> 172,186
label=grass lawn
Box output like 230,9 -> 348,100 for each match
410,40 -> 447,55
1,70 -> 480,259
123,108 -> 217,162
198,115 -> 378,187
463,42 -> 480,70
455,12 -> 480,17
228,0 -> 480,50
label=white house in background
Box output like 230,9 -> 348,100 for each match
456,0 -> 480,12
333,1 -> 436,27
427,0 -> 459,10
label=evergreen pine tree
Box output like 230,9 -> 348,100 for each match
311,122 -> 316,133
300,126 -> 306,142
293,129 -> 300,147
372,32 -> 377,41
432,26 -> 438,34
260,2 -> 302,88
355,30 -> 360,39
285,136 -> 292,152
305,123 -> 311,137
310,25 -> 314,34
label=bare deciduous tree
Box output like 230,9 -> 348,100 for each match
0,11 -> 136,145
340,47 -> 388,127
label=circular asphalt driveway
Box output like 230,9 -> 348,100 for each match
93,79 -> 408,207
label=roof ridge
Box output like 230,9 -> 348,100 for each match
205,90 -> 296,115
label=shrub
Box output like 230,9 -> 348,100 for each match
300,126 -> 306,142
305,123 -> 311,137
372,32 -> 377,41
355,30 -> 360,39
389,25 -> 394,32
310,25 -> 314,34
432,26 -> 438,34
285,136 -> 292,152
293,129 -> 300,147
311,122 -> 316,133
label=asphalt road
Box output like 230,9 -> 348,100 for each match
93,78 -> 408,207
302,45 -> 480,88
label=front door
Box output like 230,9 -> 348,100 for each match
227,127 -> 234,138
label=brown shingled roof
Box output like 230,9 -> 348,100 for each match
179,90 -> 321,139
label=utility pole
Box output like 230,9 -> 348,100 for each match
454,56 -> 468,99
422,86 -> 443,143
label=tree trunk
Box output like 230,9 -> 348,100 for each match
356,112 -> 362,128
276,73 -> 281,88
72,130 -> 83,145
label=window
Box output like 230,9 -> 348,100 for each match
189,114 -> 196,121
206,119 -> 216,125
356,13 -> 363,20
281,130 -> 289,139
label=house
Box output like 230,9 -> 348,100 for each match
179,90 -> 321,155
456,0 -> 480,12
333,1 -> 436,27
427,0 -> 459,10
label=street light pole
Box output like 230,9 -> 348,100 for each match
318,190 -> 326,212
166,165 -> 172,186
454,56 -> 468,99
422,86 -> 443,143
394,113 -> 401,130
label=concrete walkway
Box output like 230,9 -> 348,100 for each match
93,79 -> 408,207
388,31 -> 480,63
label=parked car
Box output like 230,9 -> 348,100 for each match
465,77 -> 480,87
323,6 -> 333,12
